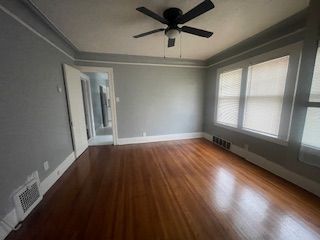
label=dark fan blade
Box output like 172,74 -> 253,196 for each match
137,7 -> 168,24
178,0 -> 214,24
133,28 -> 165,38
181,26 -> 213,38
168,38 -> 175,48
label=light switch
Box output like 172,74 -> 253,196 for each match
116,97 -> 120,102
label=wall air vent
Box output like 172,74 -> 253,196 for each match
13,175 -> 42,221
212,135 -> 231,150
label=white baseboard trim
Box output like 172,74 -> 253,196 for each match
0,209 -> 18,240
203,133 -> 320,197
202,132 -> 212,141
88,135 -> 113,146
118,132 -> 204,145
229,144 -> 320,198
40,152 -> 75,195
0,152 -> 76,240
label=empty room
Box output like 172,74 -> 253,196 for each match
1,0 -> 320,239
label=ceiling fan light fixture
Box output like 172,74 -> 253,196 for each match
165,29 -> 180,39
134,0 -> 215,48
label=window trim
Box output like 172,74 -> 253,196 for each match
300,41 -> 320,159
215,67 -> 243,127
214,43 -> 302,145
215,121 -> 288,146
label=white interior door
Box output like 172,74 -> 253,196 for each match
63,64 -> 88,157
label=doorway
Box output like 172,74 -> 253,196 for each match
78,67 -> 118,145
63,65 -> 89,157
80,73 -> 95,140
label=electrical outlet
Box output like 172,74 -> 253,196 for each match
43,161 -> 49,171
27,171 -> 39,182
143,132 -> 147,137
57,85 -> 62,93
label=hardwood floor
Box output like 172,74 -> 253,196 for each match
7,139 -> 320,240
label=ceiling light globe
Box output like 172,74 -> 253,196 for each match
165,29 -> 180,39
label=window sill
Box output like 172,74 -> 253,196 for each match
214,122 -> 288,146
300,145 -> 320,156
299,145 -> 320,168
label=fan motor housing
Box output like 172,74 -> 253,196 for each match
163,8 -> 183,25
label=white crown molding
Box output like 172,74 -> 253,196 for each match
0,3 -> 206,69
75,59 -> 206,68
207,28 -> 305,68
0,3 -> 306,69
0,4 -> 75,61
26,0 -> 79,50
78,27 -> 303,68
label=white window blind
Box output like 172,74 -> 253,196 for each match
309,46 -> 320,102
216,69 -> 242,127
243,56 -> 289,137
301,108 -> 320,150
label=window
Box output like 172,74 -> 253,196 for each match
215,44 -> 300,143
302,108 -> 320,149
216,69 -> 242,127
243,56 -> 289,137
309,45 -> 320,102
301,44 -> 320,151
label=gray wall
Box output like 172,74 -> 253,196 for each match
0,2 -> 74,217
204,4 -> 320,184
78,62 -> 205,138
85,72 -> 108,130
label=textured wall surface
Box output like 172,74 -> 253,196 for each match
77,62 -> 206,138
0,3 -> 74,216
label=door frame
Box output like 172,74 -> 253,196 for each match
77,66 -> 119,145
63,64 -> 89,157
80,73 -> 95,139
99,84 -> 110,128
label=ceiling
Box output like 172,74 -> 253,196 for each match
32,0 -> 309,60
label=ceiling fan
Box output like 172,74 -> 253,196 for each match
133,0 -> 215,48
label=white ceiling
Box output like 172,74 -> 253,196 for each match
32,0 -> 309,60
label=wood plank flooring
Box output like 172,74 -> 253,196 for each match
7,139 -> 320,240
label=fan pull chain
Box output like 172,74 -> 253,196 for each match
163,34 -> 166,59
180,33 -> 182,59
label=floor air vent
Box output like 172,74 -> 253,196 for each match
14,176 -> 42,221
212,136 -> 231,150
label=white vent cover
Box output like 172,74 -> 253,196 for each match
13,175 -> 43,221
